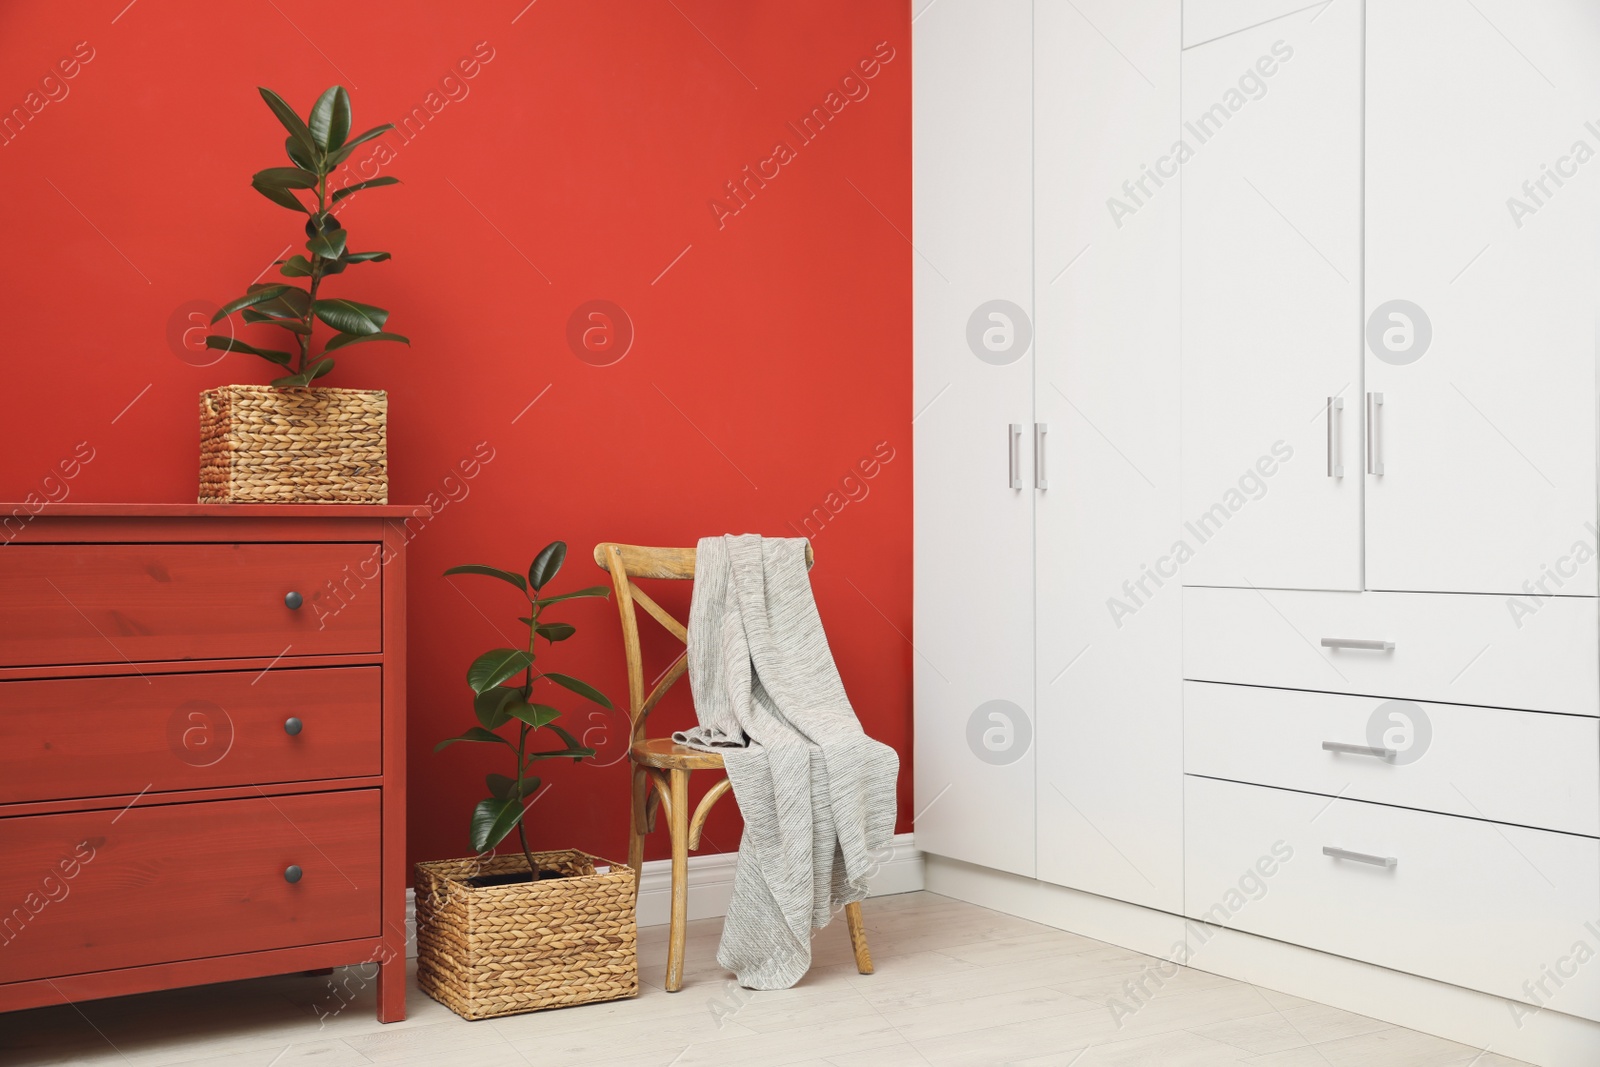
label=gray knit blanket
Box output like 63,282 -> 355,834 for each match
673,534 -> 900,989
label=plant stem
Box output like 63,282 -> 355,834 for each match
299,171 -> 331,379
516,722 -> 534,876
516,592 -> 540,878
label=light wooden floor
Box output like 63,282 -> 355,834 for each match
1,891 -> 1531,1067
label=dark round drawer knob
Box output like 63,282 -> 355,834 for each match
284,717 -> 303,736
284,865 -> 303,884
284,591 -> 304,610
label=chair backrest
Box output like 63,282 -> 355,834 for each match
592,541 -> 814,743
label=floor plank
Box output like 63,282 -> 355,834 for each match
0,892 -> 1529,1067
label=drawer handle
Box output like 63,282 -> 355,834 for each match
1321,740 -> 1396,760
1319,637 -> 1394,651
284,591 -> 304,610
1323,846 -> 1397,869
284,717 -> 304,736
284,865 -> 304,884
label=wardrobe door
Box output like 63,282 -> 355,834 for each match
1366,1 -> 1600,596
913,0 -> 1036,877
1033,0 -> 1183,911
1179,0 -> 1363,591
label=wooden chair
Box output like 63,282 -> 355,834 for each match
593,541 -> 875,992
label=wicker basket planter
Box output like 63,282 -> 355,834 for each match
414,850 -> 638,1020
198,385 -> 387,504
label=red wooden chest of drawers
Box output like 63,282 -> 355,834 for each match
0,504 -> 418,1023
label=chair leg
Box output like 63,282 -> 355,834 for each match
665,767 -> 691,992
844,901 -> 873,975
628,763 -> 648,897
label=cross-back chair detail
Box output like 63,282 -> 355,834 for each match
592,540 -> 870,992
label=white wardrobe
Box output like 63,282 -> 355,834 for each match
914,2 -> 1600,1062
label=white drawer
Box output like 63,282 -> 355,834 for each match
1185,776 -> 1600,1022
1185,682 -> 1600,836
1183,587 -> 1599,715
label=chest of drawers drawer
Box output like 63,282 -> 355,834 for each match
0,790 -> 381,984
1185,776 -> 1600,1022
1183,586 -> 1599,714
0,543 -> 382,668
1184,681 -> 1600,835
0,667 -> 382,804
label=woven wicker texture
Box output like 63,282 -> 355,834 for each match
414,851 -> 638,1020
198,385 -> 388,504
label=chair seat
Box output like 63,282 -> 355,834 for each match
629,737 -> 728,770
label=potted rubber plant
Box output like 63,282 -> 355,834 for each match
415,540 -> 639,1020
200,85 -> 407,504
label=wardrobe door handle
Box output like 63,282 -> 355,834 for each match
1034,423 -> 1049,490
1322,740 -> 1396,759
1319,637 -> 1394,651
1326,396 -> 1345,478
1366,391 -> 1384,476
1323,846 -> 1397,869
1008,423 -> 1022,489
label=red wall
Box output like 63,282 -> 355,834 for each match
0,1 -> 911,868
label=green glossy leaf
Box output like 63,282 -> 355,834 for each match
241,309 -> 312,334
341,250 -> 392,263
309,86 -> 351,150
474,687 -> 520,730
432,726 -> 511,752
204,335 -> 293,365
277,254 -> 314,277
306,228 -> 348,260
270,370 -> 313,388
285,135 -> 316,171
545,723 -> 589,760
210,285 -> 292,323
528,542 -> 566,591
542,672 -> 613,710
313,298 -> 388,335
486,774 -> 542,801
443,564 -> 527,591
529,745 -> 596,761
468,649 -> 534,694
258,87 -> 318,162
534,622 -> 576,643
331,176 -> 400,203
251,177 -> 308,213
536,586 -> 611,606
322,330 -> 408,352
253,166 -> 318,190
469,796 -> 526,853
306,357 -> 335,381
505,701 -> 560,729
324,124 -> 393,167
253,286 -> 309,315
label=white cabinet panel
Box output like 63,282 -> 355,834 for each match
1034,0 -> 1183,911
913,0 -> 1035,877
1180,0 -> 1362,590
1182,0 -> 1320,49
1185,682 -> 1600,836
1186,776 -> 1600,1022
1365,1 -> 1599,596
1183,586 -> 1600,715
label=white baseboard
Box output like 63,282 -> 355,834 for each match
405,833 -> 923,955
924,854 -> 1600,1067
